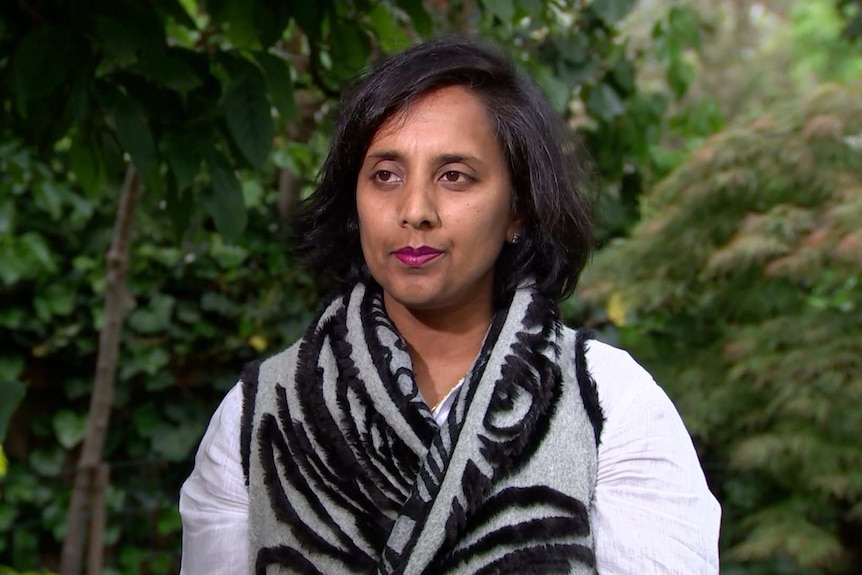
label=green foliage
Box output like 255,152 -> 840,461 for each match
791,0 -> 862,83
0,0 -> 700,571
838,0 -> 862,42
583,84 -> 862,572
0,138 -> 320,570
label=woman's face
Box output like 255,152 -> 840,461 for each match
356,86 -> 519,315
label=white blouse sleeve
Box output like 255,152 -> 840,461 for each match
179,382 -> 249,575
588,342 -> 721,574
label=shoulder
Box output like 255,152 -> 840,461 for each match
558,328 -> 660,425
580,337 -> 658,423
568,334 -> 721,572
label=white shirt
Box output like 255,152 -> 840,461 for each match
179,340 -> 721,574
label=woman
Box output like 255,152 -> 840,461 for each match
180,37 -> 720,574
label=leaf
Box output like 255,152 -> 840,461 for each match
667,58 -> 695,100
668,6 -> 701,51
151,421 -> 204,461
211,0 -> 257,47
481,0 -> 515,25
515,0 -> 543,18
204,149 -> 247,240
0,357 -> 25,443
93,16 -> 149,69
253,52 -> 297,121
328,19 -> 372,81
0,201 -> 13,235
33,181 -> 65,221
13,25 -> 74,108
113,99 -> 157,177
127,294 -> 175,334
150,0 -> 198,29
591,0 -> 635,27
293,1 -> 326,40
19,232 -> 57,275
29,447 -> 65,477
587,82 -> 626,122
367,3 -> 409,53
135,48 -> 202,95
165,176 -> 195,239
156,508 -> 182,536
609,60 -> 636,97
253,0 -> 293,46
222,57 -> 274,167
161,131 -> 202,191
69,131 -> 105,194
53,410 -> 88,449
397,0 -> 432,36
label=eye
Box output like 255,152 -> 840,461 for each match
441,170 -> 471,184
376,170 -> 394,182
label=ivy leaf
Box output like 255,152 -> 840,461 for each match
53,409 -> 88,449
0,201 -> 13,235
113,98 -> 157,177
668,6 -> 701,51
253,52 -> 297,121
587,82 -> 626,122
30,447 -> 66,477
0,357 -> 25,443
222,57 -> 274,167
151,421 -> 204,461
20,232 -> 57,276
667,59 -> 695,99
591,0 -> 635,27
13,25 -> 74,109
204,149 -> 247,241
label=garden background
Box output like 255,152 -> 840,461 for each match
1,0 -> 860,573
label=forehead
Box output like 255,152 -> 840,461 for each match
369,86 -> 499,150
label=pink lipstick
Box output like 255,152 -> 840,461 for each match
393,246 -> 443,267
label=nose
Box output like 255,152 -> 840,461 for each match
398,179 -> 439,229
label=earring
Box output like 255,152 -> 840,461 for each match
511,231 -> 521,245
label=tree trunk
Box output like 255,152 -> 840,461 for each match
86,464 -> 110,575
60,166 -> 140,575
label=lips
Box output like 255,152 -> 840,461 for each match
393,246 -> 444,267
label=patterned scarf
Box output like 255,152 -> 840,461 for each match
241,282 -> 603,574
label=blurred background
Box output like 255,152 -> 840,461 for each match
0,0 -> 860,573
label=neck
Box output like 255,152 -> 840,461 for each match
383,291 -> 494,408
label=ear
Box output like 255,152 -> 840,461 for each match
506,210 -> 525,244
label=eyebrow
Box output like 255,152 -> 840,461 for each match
364,151 -> 483,165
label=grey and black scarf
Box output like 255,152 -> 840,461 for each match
240,282 -> 604,574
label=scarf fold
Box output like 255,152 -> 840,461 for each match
242,283 -> 602,575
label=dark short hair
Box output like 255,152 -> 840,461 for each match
293,36 -> 593,304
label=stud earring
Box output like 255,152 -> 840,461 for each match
511,231 -> 521,245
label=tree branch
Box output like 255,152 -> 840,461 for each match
60,165 -> 140,575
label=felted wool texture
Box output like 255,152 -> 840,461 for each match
241,282 -> 603,575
